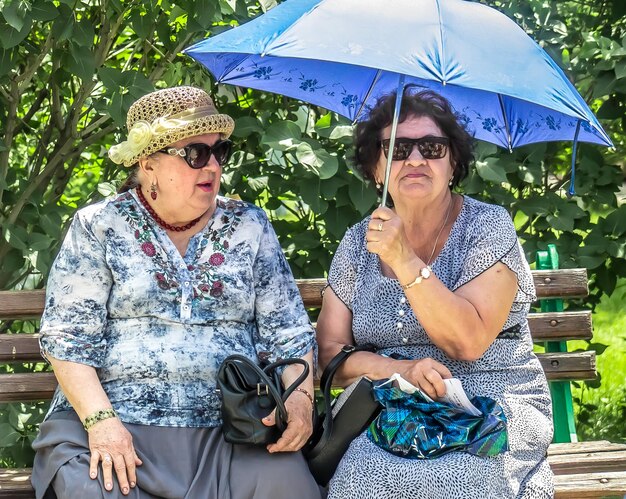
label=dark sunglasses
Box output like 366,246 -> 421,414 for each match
379,136 -> 449,161
158,140 -> 233,168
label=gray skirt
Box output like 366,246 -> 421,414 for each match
31,410 -> 322,499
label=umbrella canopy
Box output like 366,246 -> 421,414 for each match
185,0 -> 612,150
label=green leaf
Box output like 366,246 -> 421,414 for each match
262,121 -> 301,151
51,3 -> 73,41
129,10 -> 153,38
72,18 -> 95,47
258,0 -> 277,12
328,124 -> 354,144
28,231 -> 55,252
314,113 -> 331,131
0,47 -> 13,77
0,17 -> 32,48
0,248 -> 25,273
475,157 -> 508,184
2,225 -> 28,251
97,182 -> 117,198
30,0 -> 59,22
64,44 -> 95,82
546,213 -> 574,232
295,143 -> 339,179
0,423 -> 20,447
614,61 -> 626,80
232,116 -> 263,138
299,179 -> 328,215
314,149 -> 339,180
98,67 -> 126,90
601,205 -> 626,236
190,0 -> 218,29
1,0 -> 29,31
348,181 -> 378,216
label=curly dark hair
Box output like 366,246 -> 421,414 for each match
353,88 -> 474,190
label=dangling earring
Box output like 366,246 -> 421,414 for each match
448,177 -> 453,187
150,182 -> 157,200
375,182 -> 382,190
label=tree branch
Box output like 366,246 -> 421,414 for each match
0,79 -> 19,208
16,31 -> 54,93
13,87 -> 50,137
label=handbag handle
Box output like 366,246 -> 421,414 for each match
222,355 -> 310,431
317,344 -> 377,444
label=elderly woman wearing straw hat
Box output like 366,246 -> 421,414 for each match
31,86 -> 320,499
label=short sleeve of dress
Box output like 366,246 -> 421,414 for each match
252,212 -> 316,362
454,205 -> 536,303
39,209 -> 113,367
327,224 -> 362,311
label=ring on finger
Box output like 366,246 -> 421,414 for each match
377,222 -> 383,232
103,454 -> 112,464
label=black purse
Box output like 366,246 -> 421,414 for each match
217,354 -> 309,445
305,344 -> 381,486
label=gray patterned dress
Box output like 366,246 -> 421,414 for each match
326,196 -> 554,499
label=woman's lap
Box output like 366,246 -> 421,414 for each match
32,410 -> 321,499
328,432 -> 552,499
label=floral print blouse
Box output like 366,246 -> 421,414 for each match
39,191 -> 315,427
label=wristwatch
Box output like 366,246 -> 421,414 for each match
401,266 -> 432,290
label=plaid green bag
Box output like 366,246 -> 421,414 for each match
367,380 -> 508,459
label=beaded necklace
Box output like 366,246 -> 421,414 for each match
136,187 -> 204,232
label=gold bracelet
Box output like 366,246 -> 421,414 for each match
294,387 -> 315,407
82,408 -> 117,431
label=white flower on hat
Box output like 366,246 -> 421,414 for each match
127,120 -> 153,153
108,120 -> 155,165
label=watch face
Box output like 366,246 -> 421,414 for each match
421,266 -> 432,279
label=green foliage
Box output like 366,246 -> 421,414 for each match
1,0 -> 625,465
570,280 -> 626,443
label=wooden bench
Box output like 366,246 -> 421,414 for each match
1,269 -> 626,498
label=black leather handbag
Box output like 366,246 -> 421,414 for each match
305,344 -> 381,486
217,354 -> 309,445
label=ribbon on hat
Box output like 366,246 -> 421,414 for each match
108,105 -> 220,165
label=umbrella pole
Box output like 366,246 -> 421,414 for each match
380,75 -> 406,207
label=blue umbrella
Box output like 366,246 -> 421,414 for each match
185,0 -> 612,198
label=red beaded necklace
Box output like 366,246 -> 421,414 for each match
136,187 -> 204,232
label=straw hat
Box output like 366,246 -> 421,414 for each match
108,86 -> 235,167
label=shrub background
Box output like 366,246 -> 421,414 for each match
1,0 -> 625,466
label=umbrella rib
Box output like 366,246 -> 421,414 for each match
353,69 -> 384,123
435,0 -> 446,84
497,94 -> 513,152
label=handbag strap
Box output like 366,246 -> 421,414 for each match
224,355 -> 310,432
318,344 -> 377,440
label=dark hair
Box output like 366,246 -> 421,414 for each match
353,89 -> 474,190
118,166 -> 139,193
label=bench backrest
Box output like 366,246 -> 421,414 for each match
0,269 -> 594,403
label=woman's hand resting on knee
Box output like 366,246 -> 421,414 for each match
262,390 -> 313,453
393,357 -> 453,400
88,417 -> 143,496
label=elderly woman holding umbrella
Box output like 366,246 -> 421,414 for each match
316,90 -> 554,498
31,86 -> 321,499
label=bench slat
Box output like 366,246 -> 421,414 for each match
0,269 -> 591,319
538,351 -> 596,380
2,445 -> 626,499
0,309 -> 593,364
550,450 -> 626,475
0,335 -> 43,362
549,440 -> 626,456
0,468 -> 34,497
0,292 -> 45,321
528,311 -> 592,341
0,351 -> 595,403
0,373 -> 57,402
553,471 -> 626,498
